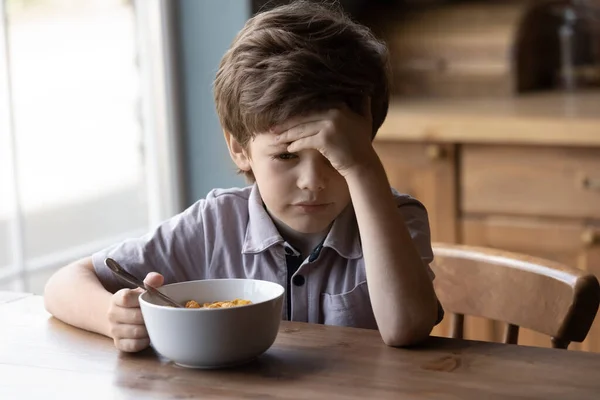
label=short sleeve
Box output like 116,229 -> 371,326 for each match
394,196 -> 435,279
91,200 -> 208,293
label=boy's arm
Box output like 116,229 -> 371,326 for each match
45,197 -> 208,351
274,103 -> 438,346
45,257 -> 165,352
44,257 -> 113,337
345,162 -> 438,346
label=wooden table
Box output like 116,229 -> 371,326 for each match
0,290 -> 32,304
2,294 -> 600,399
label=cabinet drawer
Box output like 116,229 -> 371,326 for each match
461,215 -> 599,268
462,145 -> 600,219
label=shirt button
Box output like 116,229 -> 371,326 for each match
292,275 -> 305,286
284,247 -> 294,256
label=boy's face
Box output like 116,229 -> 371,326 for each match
227,131 -> 351,234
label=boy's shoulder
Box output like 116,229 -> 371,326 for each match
174,186 -> 254,239
196,186 -> 254,217
205,186 -> 253,203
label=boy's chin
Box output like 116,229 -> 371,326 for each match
286,220 -> 333,234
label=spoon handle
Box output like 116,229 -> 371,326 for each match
104,258 -> 183,308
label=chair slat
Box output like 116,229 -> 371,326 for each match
503,323 -> 519,345
551,337 -> 570,349
451,313 -> 464,339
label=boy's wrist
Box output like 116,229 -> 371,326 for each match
101,293 -> 116,338
343,155 -> 387,187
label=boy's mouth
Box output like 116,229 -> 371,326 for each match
293,201 -> 329,206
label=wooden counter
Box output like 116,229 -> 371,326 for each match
378,91 -> 600,146
373,90 -> 600,353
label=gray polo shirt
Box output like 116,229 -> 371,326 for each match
92,184 -> 435,329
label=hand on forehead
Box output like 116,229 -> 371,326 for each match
271,98 -> 372,136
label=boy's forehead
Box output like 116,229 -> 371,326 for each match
251,131 -> 282,148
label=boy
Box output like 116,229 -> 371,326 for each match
44,1 -> 441,353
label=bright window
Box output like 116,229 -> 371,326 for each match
0,0 -> 182,293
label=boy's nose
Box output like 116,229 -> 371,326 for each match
297,158 -> 328,192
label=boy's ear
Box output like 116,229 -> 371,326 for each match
224,130 -> 251,172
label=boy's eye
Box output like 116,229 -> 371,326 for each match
274,153 -> 298,161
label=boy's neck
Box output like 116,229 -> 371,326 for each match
266,208 -> 330,258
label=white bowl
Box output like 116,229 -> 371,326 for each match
139,278 -> 285,369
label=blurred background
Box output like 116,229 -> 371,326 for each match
1,0 -> 599,349
0,0 -> 249,295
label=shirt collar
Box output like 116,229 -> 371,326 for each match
242,185 -> 284,254
242,184 -> 362,260
322,204 -> 362,260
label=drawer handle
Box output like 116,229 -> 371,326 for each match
580,176 -> 600,191
425,144 -> 446,160
581,229 -> 600,246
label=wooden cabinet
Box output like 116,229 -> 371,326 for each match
461,216 -> 593,271
374,92 -> 600,352
459,145 -> 600,351
462,145 -> 600,219
374,141 -> 458,244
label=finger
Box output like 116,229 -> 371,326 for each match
286,135 -> 323,155
271,113 -> 328,135
114,288 -> 143,308
108,304 -> 145,324
115,338 -> 151,353
276,120 -> 323,144
143,272 -> 164,288
110,323 -> 149,340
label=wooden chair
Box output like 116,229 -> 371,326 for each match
431,243 -> 600,349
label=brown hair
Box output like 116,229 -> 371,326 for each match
214,0 -> 391,179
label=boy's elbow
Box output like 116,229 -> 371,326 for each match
43,273 -> 59,314
381,325 -> 433,348
43,263 -> 76,314
380,310 -> 437,347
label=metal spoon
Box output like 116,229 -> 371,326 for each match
104,257 -> 184,308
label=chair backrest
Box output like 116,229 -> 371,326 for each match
431,243 -> 600,349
